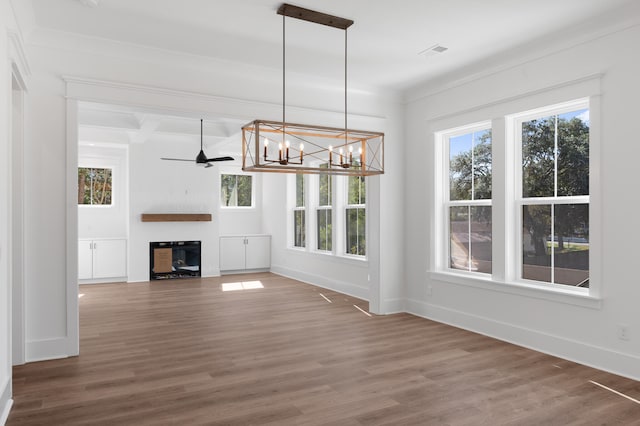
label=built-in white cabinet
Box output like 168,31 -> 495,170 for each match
78,239 -> 127,280
220,235 -> 271,272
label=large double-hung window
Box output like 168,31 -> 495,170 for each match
290,166 -> 367,259
438,97 -> 592,293
446,126 -> 492,274
517,102 -> 590,287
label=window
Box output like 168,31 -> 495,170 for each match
293,173 -> 306,248
445,126 -> 492,273
78,167 -> 112,205
518,103 -> 589,287
221,174 -> 253,207
346,174 -> 366,256
317,164 -> 332,251
436,97 -> 592,294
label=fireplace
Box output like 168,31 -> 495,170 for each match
149,241 -> 201,280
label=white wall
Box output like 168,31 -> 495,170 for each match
77,144 -> 128,239
0,4 -> 12,421
404,23 -> 640,379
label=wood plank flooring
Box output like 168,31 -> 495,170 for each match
8,272 -> 640,425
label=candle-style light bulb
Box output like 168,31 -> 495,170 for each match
285,140 -> 290,160
299,143 -> 304,162
278,142 -> 283,161
349,145 -> 353,164
339,148 -> 344,165
329,145 -> 333,164
264,139 -> 269,158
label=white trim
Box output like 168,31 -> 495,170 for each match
430,271 -> 599,309
26,337 -> 72,362
63,76 -> 387,127
66,99 -> 80,357
0,376 -> 12,426
7,30 -> 31,87
406,298 -> 640,381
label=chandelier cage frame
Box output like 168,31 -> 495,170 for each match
241,3 -> 385,176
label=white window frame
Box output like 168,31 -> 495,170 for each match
442,122 -> 492,276
288,166 -> 368,262
432,90 -> 601,307
344,173 -> 367,258
512,98 -> 590,290
219,172 -> 255,209
292,173 -> 307,249
77,164 -> 116,208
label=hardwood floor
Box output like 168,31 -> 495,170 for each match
8,272 -> 640,425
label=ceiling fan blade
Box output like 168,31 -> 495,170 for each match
161,158 -> 194,162
206,156 -> 235,162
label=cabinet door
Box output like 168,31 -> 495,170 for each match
78,240 -> 94,279
220,237 -> 246,271
93,239 -> 127,279
245,236 -> 271,270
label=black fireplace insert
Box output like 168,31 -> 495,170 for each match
149,241 -> 201,280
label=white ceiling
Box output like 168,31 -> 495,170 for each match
27,0 -> 639,91
23,0 -> 638,150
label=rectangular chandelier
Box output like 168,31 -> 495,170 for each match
241,4 -> 385,176
242,120 -> 384,176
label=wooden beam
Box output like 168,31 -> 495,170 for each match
141,214 -> 212,222
277,3 -> 353,30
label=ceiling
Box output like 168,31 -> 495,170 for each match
22,0 -> 638,151
26,0 -> 638,92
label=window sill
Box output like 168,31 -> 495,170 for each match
429,271 -> 602,310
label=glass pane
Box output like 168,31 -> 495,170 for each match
78,167 -> 112,205
554,204 -> 589,287
473,130 -> 492,200
346,207 -> 366,256
449,206 -> 470,270
294,210 -> 305,248
522,204 -> 552,282
557,109 -> 589,197
522,116 -> 555,198
237,175 -> 252,207
319,164 -> 331,206
296,173 -> 305,207
348,176 -> 365,205
220,174 -> 236,206
470,206 -> 492,273
449,134 -> 472,201
317,209 -> 332,251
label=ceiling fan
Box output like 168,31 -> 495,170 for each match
161,119 -> 234,168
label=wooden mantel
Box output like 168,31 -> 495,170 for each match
141,213 -> 212,222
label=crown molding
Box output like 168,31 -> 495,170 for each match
7,29 -> 31,87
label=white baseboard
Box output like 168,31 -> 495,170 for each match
406,298 -> 640,381
26,337 -> 73,363
271,264 -> 369,301
380,298 -> 405,315
0,376 -> 12,426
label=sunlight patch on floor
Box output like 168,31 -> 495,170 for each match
222,281 -> 264,292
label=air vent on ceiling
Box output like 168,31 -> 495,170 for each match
79,0 -> 101,7
419,44 -> 449,58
